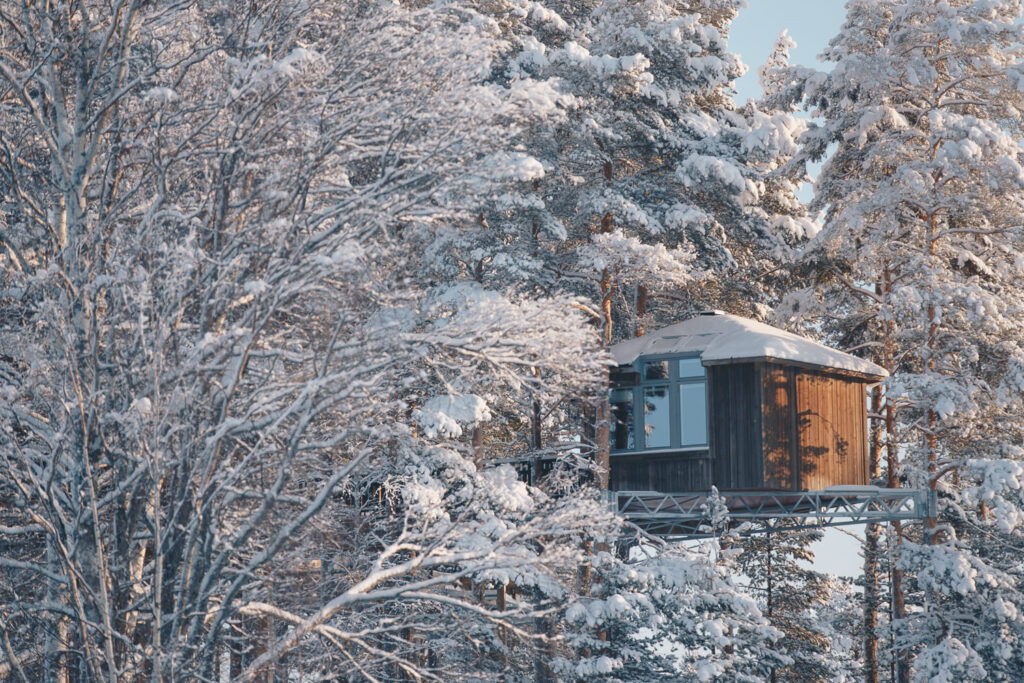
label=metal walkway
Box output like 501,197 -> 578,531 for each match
614,487 -> 936,537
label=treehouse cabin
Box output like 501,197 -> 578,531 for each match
607,311 -> 887,494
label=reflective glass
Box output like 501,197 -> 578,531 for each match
679,382 -> 708,446
610,389 -> 635,451
644,360 -> 671,381
643,385 -> 671,448
678,357 -> 705,378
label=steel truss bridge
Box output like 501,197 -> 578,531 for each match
613,487 -> 936,538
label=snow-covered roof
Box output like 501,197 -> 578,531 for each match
610,311 -> 888,379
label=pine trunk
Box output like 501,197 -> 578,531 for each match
925,212 -> 939,542
595,391 -> 610,490
881,269 -> 909,683
600,268 -> 613,344
767,531 -> 776,683
636,284 -> 647,337
863,385 -> 883,683
471,426 -> 484,468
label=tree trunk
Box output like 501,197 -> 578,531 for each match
767,531 -> 776,683
496,582 -> 509,659
863,385 -> 883,683
531,377 -> 544,484
532,400 -> 542,453
600,268 -> 613,344
45,539 -> 70,683
636,284 -> 647,337
863,523 -> 881,683
471,426 -> 484,468
880,269 -> 909,683
595,393 -> 610,490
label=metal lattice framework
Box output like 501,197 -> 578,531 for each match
614,487 -> 936,537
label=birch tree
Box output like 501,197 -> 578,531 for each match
0,1 -> 618,680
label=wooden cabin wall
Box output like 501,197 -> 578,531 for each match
707,363 -> 763,489
609,451 -> 711,492
761,363 -> 797,489
756,364 -> 869,490
759,363 -> 871,491
794,370 -> 868,489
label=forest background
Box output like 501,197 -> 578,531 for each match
2,1 -> 1024,682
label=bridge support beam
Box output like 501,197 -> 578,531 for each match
614,487 -> 936,538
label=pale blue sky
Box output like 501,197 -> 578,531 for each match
731,1 -> 848,104
731,1 -> 861,578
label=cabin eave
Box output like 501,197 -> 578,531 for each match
701,355 -> 886,383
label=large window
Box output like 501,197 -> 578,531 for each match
610,356 -> 707,452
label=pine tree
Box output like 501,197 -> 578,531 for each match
736,526 -> 840,682
430,0 -> 814,343
556,502 -> 789,682
771,0 -> 1024,678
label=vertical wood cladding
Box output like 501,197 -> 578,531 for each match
708,364 -> 763,489
793,370 -> 868,489
711,361 -> 869,491
761,363 -> 797,489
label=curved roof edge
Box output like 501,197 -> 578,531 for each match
610,312 -> 888,379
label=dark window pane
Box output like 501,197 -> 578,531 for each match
644,360 -> 671,381
610,389 -> 634,451
679,382 -> 708,446
643,385 -> 671,448
678,357 -> 705,378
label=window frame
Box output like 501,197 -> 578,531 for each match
610,353 -> 708,454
